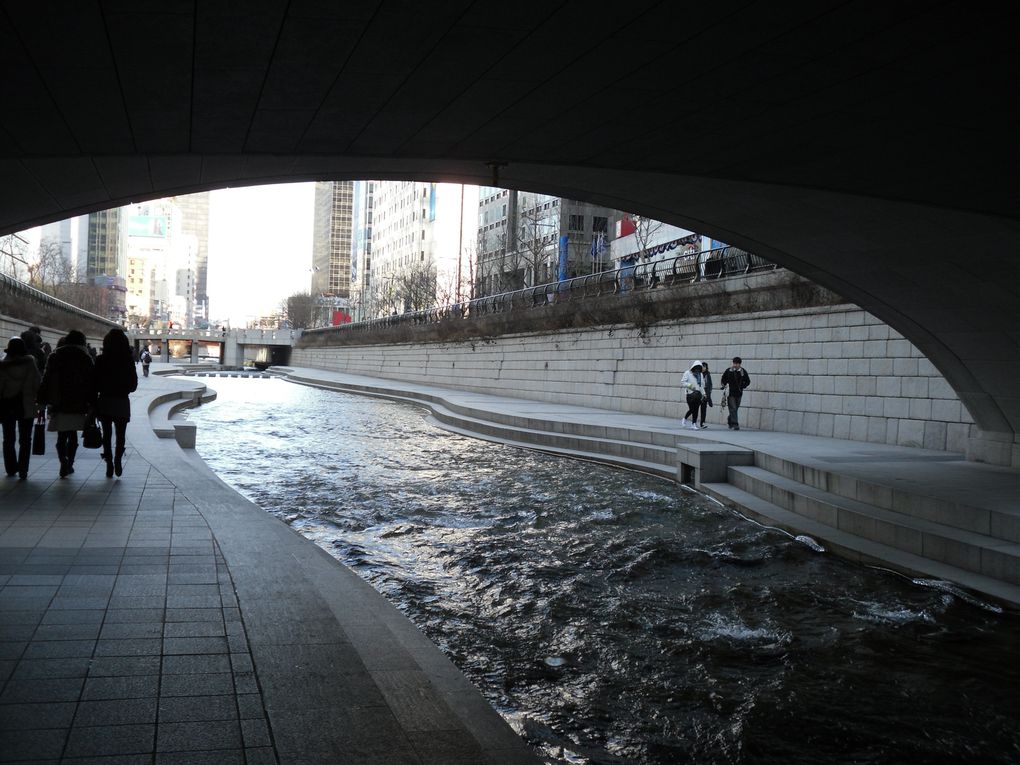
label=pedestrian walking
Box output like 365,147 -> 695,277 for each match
140,348 -> 152,377
95,328 -> 137,478
0,337 -> 41,480
39,330 -> 96,478
720,356 -> 751,430
680,361 -> 707,429
20,327 -> 46,371
698,361 -> 714,429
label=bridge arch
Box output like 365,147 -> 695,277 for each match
0,4 -> 1015,463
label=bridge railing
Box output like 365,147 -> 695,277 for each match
308,246 -> 777,337
0,272 -> 120,328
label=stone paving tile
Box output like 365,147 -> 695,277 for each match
0,676 -> 84,703
64,723 -> 155,758
406,728 -> 486,765
154,749 -> 245,765
100,622 -> 164,640
104,608 -> 165,624
164,607 -> 221,622
162,654 -> 231,674
87,655 -> 161,677
244,746 -> 278,765
163,621 -> 225,638
39,609 -> 105,625
0,700 -> 77,729
12,656 -> 92,679
158,694 -> 238,723
0,624 -> 35,641
81,674 -> 160,700
240,717 -> 272,749
163,636 -> 228,655
23,639 -> 96,658
236,693 -> 265,720
0,727 -> 67,760
73,697 -> 159,726
94,638 -> 163,657
159,672 -> 234,698
156,719 -> 243,752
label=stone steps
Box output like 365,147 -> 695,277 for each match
426,407 -> 678,481
752,451 -> 1020,543
285,371 -> 680,478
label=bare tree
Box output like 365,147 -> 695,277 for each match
629,214 -> 665,263
393,256 -> 437,313
509,203 -> 559,288
27,240 -> 74,292
0,234 -> 31,280
282,291 -> 314,328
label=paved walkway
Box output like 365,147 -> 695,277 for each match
0,369 -> 539,764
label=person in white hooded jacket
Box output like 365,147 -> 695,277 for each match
680,361 -> 707,429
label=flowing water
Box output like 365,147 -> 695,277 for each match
180,375 -> 1020,764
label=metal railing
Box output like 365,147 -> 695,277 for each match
307,246 -> 777,337
0,272 -> 120,328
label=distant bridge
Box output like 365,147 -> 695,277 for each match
132,327 -> 302,368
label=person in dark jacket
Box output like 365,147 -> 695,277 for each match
697,361 -> 714,429
94,328 -> 137,478
0,337 -> 41,480
720,356 -> 751,430
39,330 -> 96,477
20,328 -> 46,372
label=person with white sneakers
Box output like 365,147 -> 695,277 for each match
680,361 -> 707,429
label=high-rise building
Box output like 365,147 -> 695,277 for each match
476,190 -> 616,296
38,219 -> 73,266
310,181 -> 354,325
174,192 -> 211,326
349,181 -> 375,321
370,181 -> 477,316
124,198 -> 197,328
76,209 -> 123,280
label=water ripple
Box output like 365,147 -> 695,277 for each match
183,377 -> 1020,765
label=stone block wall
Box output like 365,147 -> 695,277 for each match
291,303 -> 974,454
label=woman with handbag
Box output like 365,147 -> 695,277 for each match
0,337 -> 41,480
680,360 -> 707,430
39,330 -> 96,478
94,328 -> 138,478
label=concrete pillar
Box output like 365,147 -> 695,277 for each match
190,340 -> 199,363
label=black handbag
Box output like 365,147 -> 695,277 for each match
82,417 -> 103,449
32,414 -> 46,455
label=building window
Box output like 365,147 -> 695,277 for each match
568,214 -> 584,231
592,216 -> 608,233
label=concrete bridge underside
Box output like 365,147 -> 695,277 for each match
0,2 -> 1017,461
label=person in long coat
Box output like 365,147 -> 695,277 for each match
0,337 -> 41,480
94,328 -> 137,478
39,330 -> 96,478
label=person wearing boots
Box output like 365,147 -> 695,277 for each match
39,330 -> 96,478
94,328 -> 137,478
0,337 -> 41,480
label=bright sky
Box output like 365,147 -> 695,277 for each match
207,183 -> 316,326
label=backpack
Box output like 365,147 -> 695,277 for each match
141,351 -> 151,364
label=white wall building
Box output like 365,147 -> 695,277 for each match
370,181 -> 478,315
